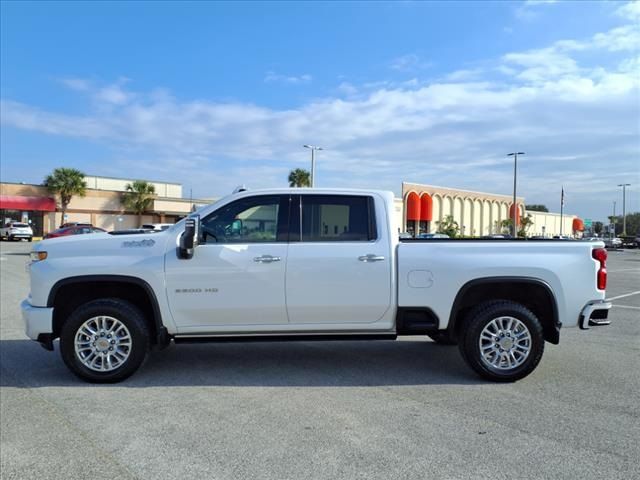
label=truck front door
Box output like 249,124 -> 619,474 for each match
165,194 -> 290,331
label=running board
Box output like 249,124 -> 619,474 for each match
173,333 -> 397,344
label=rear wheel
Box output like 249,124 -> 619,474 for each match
60,298 -> 149,383
459,300 -> 544,382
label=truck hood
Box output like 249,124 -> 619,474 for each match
34,231 -> 172,260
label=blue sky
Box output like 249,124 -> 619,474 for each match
1,0 -> 639,221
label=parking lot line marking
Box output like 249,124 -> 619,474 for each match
612,304 -> 640,310
607,291 -> 640,301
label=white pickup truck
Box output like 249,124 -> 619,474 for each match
22,188 -> 611,383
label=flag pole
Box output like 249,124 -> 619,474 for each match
560,186 -> 564,236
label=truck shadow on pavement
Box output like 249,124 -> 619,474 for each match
0,339 -> 483,387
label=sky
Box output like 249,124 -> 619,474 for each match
1,0 -> 639,221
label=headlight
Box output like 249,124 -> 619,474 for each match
30,251 -> 48,262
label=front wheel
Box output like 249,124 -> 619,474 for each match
459,300 -> 544,382
59,298 -> 150,383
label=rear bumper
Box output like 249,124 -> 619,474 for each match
21,299 -> 54,340
579,300 -> 612,330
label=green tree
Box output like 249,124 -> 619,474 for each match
518,214 -> 534,238
122,180 -> 156,226
609,212 -> 640,236
43,167 -> 87,226
593,221 -> 603,235
497,215 -> 533,237
525,204 -> 549,212
437,215 -> 460,238
288,168 -> 311,187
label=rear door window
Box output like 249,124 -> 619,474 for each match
298,195 -> 377,242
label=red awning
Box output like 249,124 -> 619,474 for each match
509,203 -> 521,226
406,192 -> 421,221
0,195 -> 56,212
420,193 -> 433,221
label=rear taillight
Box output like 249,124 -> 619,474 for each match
592,247 -> 607,290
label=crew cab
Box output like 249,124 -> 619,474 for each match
22,188 -> 611,383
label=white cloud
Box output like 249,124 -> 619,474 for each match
515,0 -> 558,21
264,71 -> 312,84
389,54 -> 432,72
616,1 -> 640,21
59,77 -> 91,91
2,15 -> 639,220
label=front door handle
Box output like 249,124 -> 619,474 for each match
358,254 -> 385,262
253,255 -> 281,263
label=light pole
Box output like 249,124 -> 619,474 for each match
507,152 -> 525,237
617,183 -> 631,235
303,145 -> 323,187
612,201 -> 616,238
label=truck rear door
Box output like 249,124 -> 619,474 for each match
285,194 -> 392,325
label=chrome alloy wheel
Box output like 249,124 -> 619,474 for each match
478,316 -> 531,370
74,316 -> 132,372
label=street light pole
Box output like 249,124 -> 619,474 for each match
612,201 -> 616,238
617,183 -> 631,235
303,145 -> 323,187
507,152 -> 525,237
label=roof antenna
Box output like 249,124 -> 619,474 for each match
232,185 -> 248,194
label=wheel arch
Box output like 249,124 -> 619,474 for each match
448,277 -> 561,344
47,275 -> 168,346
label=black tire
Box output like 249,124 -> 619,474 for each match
458,300 -> 544,382
27,237 -> 32,242
427,331 -> 457,345
59,298 -> 150,383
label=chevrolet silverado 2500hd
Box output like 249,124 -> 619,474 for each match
22,189 -> 611,383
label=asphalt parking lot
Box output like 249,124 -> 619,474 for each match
1,240 -> 639,480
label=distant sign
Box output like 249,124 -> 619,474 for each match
584,219 -> 592,228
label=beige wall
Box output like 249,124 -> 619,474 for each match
84,176 -> 182,198
528,211 -> 578,237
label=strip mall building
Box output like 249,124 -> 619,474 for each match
396,182 -> 583,237
0,176 -> 209,238
0,175 -> 583,238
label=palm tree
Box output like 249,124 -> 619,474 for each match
122,180 -> 156,226
44,168 -> 87,226
288,168 -> 311,187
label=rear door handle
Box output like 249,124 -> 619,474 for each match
253,255 -> 281,263
358,254 -> 385,262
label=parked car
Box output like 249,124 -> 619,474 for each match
44,225 -> 106,239
619,236 -> 638,249
0,221 -> 33,242
398,232 -> 413,239
416,233 -> 450,239
23,188 -> 611,383
141,223 -> 173,232
482,234 -> 513,239
109,228 -> 156,235
60,222 -> 93,228
603,237 -> 622,249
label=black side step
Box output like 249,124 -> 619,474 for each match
395,307 -> 439,335
173,334 -> 397,344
